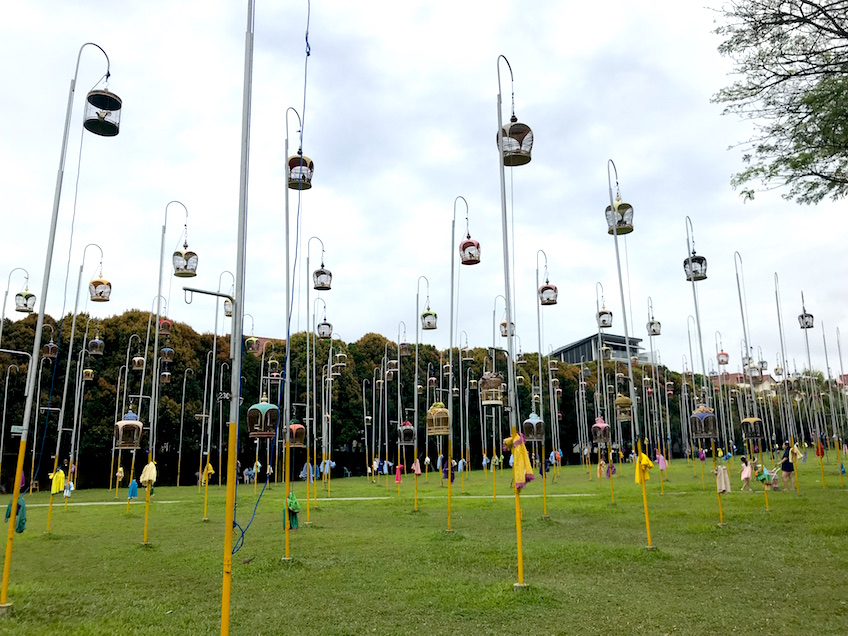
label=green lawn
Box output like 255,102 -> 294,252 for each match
0,457 -> 846,635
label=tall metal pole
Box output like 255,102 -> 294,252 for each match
221,1 -> 254,632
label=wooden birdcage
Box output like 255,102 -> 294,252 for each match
398,421 -> 415,446
522,412 -> 544,442
288,422 -> 306,447
741,417 -> 764,441
591,417 -> 611,447
247,395 -> 279,439
480,371 -> 504,406
690,405 -> 718,440
426,403 -> 449,436
114,410 -> 142,450
614,394 -> 632,422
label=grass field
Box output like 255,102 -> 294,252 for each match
0,456 -> 846,635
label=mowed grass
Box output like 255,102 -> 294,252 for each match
0,457 -> 846,635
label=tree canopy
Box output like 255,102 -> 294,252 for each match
713,0 -> 848,203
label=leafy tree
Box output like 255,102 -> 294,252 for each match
713,0 -> 848,203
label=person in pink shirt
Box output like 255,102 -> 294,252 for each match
740,456 -> 752,491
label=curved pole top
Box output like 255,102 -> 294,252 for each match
715,330 -> 723,349
165,200 -> 189,224
6,364 -> 19,373
595,281 -> 605,306
417,275 -> 430,299
313,296 -> 327,314
42,324 -> 55,339
685,215 -> 696,256
82,242 -> 104,264
687,314 -> 696,331
5,267 -> 29,288
647,296 -> 654,318
607,159 -> 620,194
184,367 -> 195,377
734,250 -> 744,276
75,42 -> 111,82
496,55 -> 514,94
244,313 -> 255,333
493,294 -> 507,311
285,107 -> 302,146
151,295 -> 167,316
308,236 -> 326,263
218,270 -> 235,289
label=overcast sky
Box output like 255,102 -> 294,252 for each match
1,1 -> 845,380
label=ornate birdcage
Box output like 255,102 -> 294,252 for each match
647,319 -> 661,336
798,309 -> 814,329
469,379 -> 477,390
480,371 -> 504,406
89,276 -> 111,302
399,342 -> 412,357
247,394 -> 279,439
555,387 -> 563,397
591,417 -> 611,447
114,408 -> 142,450
84,88 -> 122,136
417,384 -> 424,395
317,320 -> 333,339
131,355 -> 144,371
421,309 -> 437,330
313,265 -> 332,291
159,318 -> 173,337
461,347 -> 474,362
741,417 -> 764,441
336,353 -> 348,367
614,393 -> 632,422
597,308 -> 613,329
428,376 -> 437,388
499,321 -> 515,337
717,351 -> 729,366
288,421 -> 306,447
14,288 -> 35,313
172,240 -> 198,278
605,196 -> 634,235
459,235 -> 481,265
522,412 -> 545,442
665,381 -> 674,397
548,360 -> 558,372
160,347 -> 175,363
160,371 -> 171,385
287,153 -> 314,190
516,375 -> 524,386
42,339 -> 58,359
267,371 -> 280,388
245,336 -> 259,352
690,405 -> 718,440
551,377 -> 560,389
398,420 -> 415,446
498,114 -> 533,166
88,336 -> 105,356
600,345 -> 612,360
683,253 -> 708,282
426,402 -> 450,436
539,282 -> 558,306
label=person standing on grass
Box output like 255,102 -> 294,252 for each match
739,456 -> 752,491
781,441 -> 795,491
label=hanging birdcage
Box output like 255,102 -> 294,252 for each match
160,371 -> 171,385
42,339 -> 58,360
288,420 -> 306,447
717,351 -> 729,365
247,394 -> 279,439
469,379 -> 477,390
88,336 -> 105,356
287,153 -> 314,190
399,342 -> 412,357
172,241 -> 198,278
428,377 -> 437,388
498,114 -> 533,166
160,347 -> 175,363
82,368 -> 94,381
600,345 -> 612,361
459,235 -> 481,265
84,88 -> 122,136
159,318 -> 173,337
690,405 -> 718,440
224,298 -> 233,317
597,308 -> 613,329
555,387 -> 562,397
741,417 -> 764,441
317,320 -> 333,339
480,371 -> 504,406
604,196 -> 634,235
647,319 -> 661,336
426,402 -> 450,436
114,408 -> 142,450
132,355 -> 145,371
398,420 -> 415,446
539,282 -> 558,306
614,394 -> 632,422
798,309 -> 814,329
313,265 -> 332,291
13,289 -> 35,313
461,347 -> 473,362
683,253 -> 708,282
499,321 -> 515,337
421,309 -> 437,331
665,381 -> 674,397
336,353 -> 348,367
548,360 -> 558,372
516,375 -> 524,386
591,417 -> 611,446
89,276 -> 111,302
522,412 -> 545,442
245,336 -> 259,352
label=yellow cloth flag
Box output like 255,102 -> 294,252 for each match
140,461 -> 157,487
634,453 -> 654,485
48,469 -> 65,495
502,432 -> 535,490
202,462 -> 215,485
